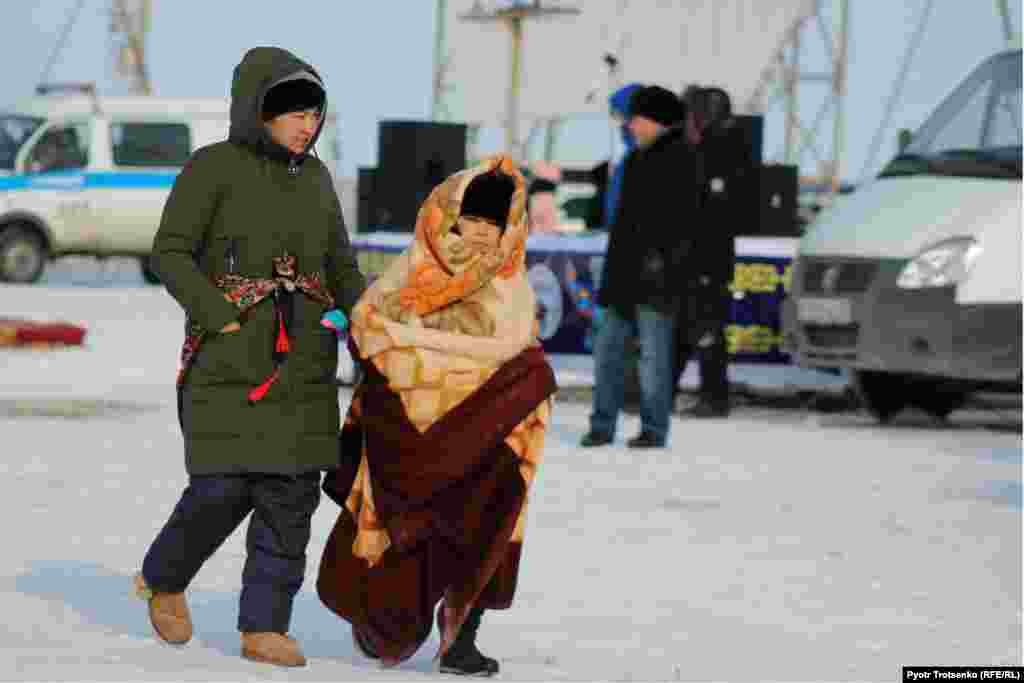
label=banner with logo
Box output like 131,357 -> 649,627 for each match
352,233 -> 798,362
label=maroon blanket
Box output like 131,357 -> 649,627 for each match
317,345 -> 556,663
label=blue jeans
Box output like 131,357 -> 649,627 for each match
142,472 -> 321,633
590,305 -> 676,443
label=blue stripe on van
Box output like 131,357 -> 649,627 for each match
86,171 -> 180,188
0,176 -> 30,191
0,170 -> 179,192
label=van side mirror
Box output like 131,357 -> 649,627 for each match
897,129 -> 913,153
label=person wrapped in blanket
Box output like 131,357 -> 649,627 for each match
317,156 -> 557,677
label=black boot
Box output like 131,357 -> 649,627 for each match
438,606 -> 499,677
682,399 -> 730,418
352,626 -> 379,660
626,430 -> 665,448
579,430 -> 613,447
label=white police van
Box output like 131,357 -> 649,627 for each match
0,88 -> 339,284
783,49 -> 1022,421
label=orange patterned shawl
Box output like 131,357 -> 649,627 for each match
345,156 -> 551,567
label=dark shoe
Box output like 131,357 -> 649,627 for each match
352,626 -> 379,660
439,644 -> 500,677
626,431 -> 665,449
438,606 -> 499,677
683,400 -> 730,418
579,430 -> 613,447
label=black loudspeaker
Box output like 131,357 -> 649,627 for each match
356,167 -> 382,232
375,120 -> 467,231
707,114 -> 763,236
759,164 -> 799,237
732,114 -> 763,168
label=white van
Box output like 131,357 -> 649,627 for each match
0,90 -> 339,284
783,49 -> 1022,421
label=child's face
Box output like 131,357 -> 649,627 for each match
457,217 -> 502,251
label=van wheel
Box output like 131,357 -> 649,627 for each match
854,370 -> 908,423
140,255 -> 160,285
0,224 -> 47,284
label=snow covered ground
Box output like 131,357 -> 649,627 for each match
1,266 -> 1021,681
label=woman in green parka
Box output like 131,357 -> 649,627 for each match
132,47 -> 366,668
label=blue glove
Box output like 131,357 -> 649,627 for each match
593,305 -> 606,327
321,309 -> 349,335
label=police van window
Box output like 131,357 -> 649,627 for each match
886,51 -> 1023,179
0,115 -> 43,170
111,122 -> 191,167
27,123 -> 90,173
925,80 -> 993,153
906,52 -> 1022,158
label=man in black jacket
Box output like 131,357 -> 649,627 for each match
580,85 -> 696,449
674,87 -> 751,418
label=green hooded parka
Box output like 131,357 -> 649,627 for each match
152,47 -> 366,476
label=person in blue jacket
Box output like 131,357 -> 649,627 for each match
604,83 -> 642,228
586,83 -> 641,342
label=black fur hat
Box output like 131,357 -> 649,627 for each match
262,78 -> 325,121
460,170 -> 516,228
629,85 -> 686,127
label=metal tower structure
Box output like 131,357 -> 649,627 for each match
432,0 -> 451,120
37,0 -> 87,90
750,0 -> 1019,192
110,0 -> 152,95
745,0 -> 849,194
457,1 -> 581,157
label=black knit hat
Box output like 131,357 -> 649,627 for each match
460,171 -> 516,228
701,87 -> 733,128
262,78 -> 325,121
629,85 -> 686,127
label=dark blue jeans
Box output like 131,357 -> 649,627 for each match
142,472 -> 321,633
590,304 -> 676,443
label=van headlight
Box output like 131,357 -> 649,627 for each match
897,237 -> 983,289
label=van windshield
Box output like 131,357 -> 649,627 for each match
881,50 -> 1022,180
0,115 -> 44,171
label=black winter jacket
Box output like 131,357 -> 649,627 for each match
692,121 -> 755,283
597,125 -> 701,316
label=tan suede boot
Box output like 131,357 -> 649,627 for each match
133,573 -> 192,645
241,632 -> 307,667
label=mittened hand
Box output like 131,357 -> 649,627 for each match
321,309 -> 349,334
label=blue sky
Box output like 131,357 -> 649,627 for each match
0,1 -> 1018,181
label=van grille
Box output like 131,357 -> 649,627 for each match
803,324 -> 860,348
802,260 -> 878,294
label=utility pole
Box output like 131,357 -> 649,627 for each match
459,1 -> 580,158
831,0 -> 848,195
110,0 -> 152,95
782,23 -> 801,165
432,0 -> 449,120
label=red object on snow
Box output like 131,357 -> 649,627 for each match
0,318 -> 87,348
